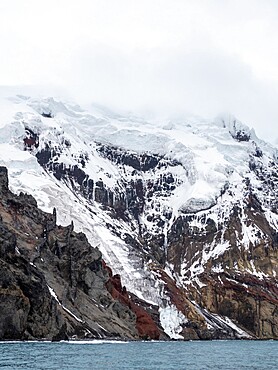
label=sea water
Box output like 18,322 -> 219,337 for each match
0,340 -> 277,369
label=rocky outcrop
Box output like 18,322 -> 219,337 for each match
0,255 -> 64,340
189,271 -> 278,338
163,180 -> 278,338
35,141 -> 183,227
0,167 -> 161,340
104,263 -> 163,340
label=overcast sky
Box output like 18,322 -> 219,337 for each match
0,0 -> 278,143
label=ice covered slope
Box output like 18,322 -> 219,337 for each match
0,92 -> 277,339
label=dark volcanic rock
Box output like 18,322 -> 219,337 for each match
35,142 -> 182,228
0,249 -> 64,340
0,167 -> 9,193
0,167 -> 156,341
97,144 -> 162,172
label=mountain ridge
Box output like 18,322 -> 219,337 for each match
0,93 -> 277,339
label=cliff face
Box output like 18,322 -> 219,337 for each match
31,136 -> 278,339
0,95 -> 278,339
163,181 -> 278,339
0,166 -> 162,341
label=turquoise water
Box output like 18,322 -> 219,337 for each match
0,340 -> 277,369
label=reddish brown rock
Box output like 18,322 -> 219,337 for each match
104,261 -> 160,339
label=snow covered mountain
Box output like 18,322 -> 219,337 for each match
0,92 -> 277,339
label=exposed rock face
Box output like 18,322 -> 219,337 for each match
164,176 -> 278,339
196,272 -> 278,338
35,142 -> 180,226
0,167 -> 162,340
104,263 -> 162,340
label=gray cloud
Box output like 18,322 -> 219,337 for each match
65,46 -> 278,143
0,0 -> 278,144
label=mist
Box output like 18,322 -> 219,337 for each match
0,0 -> 278,143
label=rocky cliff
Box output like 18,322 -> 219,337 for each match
0,166 -> 163,340
0,94 -> 278,339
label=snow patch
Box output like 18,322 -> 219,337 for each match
47,285 -> 84,323
159,305 -> 187,339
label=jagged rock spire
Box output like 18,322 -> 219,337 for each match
0,167 -> 9,193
